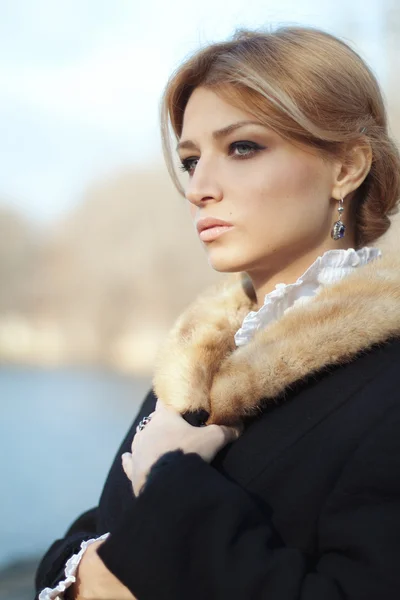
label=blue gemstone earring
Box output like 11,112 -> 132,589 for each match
331,196 -> 346,240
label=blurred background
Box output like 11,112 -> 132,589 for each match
0,1 -> 399,598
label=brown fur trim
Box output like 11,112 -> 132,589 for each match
153,252 -> 400,425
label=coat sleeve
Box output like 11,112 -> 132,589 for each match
34,388 -> 157,598
97,401 -> 400,600
34,507 -> 100,597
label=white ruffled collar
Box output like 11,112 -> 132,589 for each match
234,247 -> 382,347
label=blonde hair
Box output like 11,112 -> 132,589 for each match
160,26 -> 400,247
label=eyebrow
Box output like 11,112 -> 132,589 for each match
176,120 -> 263,152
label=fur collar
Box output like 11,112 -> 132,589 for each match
152,251 -> 400,425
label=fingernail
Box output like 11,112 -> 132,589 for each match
235,425 -> 243,437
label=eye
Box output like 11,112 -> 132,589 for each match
179,156 -> 198,174
178,140 -> 264,175
230,141 -> 262,158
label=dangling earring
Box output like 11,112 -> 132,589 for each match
331,196 -> 346,240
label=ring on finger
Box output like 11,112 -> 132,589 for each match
136,413 -> 153,434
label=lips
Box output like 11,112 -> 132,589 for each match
195,217 -> 234,243
196,217 -> 233,235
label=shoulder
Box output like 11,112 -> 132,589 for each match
354,337 -> 400,388
325,337 -> 400,420
326,396 -> 400,500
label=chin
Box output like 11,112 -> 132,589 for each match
206,248 -> 251,274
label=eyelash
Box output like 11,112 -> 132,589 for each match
178,141 -> 264,174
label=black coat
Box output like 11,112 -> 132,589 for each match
35,337 -> 400,599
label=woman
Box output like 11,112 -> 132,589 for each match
36,26 -> 400,599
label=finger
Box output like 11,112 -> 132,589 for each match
155,398 -> 165,412
223,424 -> 243,440
219,425 -> 242,443
121,452 -> 133,481
155,399 -> 173,414
207,424 -> 242,448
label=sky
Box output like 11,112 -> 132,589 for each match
0,0 -> 390,223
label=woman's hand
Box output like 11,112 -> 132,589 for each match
72,538 -> 137,600
121,400 -> 242,496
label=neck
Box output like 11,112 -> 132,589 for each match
247,239 -> 356,309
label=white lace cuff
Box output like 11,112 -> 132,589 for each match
38,532 -> 110,600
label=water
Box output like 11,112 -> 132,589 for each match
0,366 -> 151,569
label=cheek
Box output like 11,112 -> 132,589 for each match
188,203 -> 196,219
248,155 -> 330,216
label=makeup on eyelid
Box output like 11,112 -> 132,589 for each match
179,140 -> 266,174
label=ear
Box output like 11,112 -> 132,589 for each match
331,142 -> 372,200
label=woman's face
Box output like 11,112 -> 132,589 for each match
178,86 -> 342,276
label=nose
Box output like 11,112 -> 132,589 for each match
184,157 -> 223,207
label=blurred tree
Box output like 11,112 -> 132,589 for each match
0,205 -> 41,313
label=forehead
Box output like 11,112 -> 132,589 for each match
181,87 -> 254,134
